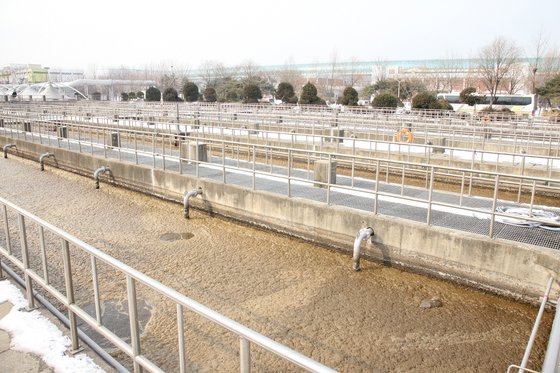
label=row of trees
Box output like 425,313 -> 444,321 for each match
130,71 -> 560,112
135,81 -> 330,105
137,82 -> 265,103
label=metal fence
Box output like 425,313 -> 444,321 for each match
1,117 -> 559,245
0,197 -> 337,373
2,101 -> 560,158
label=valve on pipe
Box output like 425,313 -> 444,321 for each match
352,227 -> 374,271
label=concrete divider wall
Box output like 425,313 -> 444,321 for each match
3,135 -> 559,301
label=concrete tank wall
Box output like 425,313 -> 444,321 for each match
3,135 -> 559,301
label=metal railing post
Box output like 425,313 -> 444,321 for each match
519,277 -> 554,373
240,337 -> 251,373
61,238 -> 81,353
2,204 -> 12,254
489,175 -> 500,238
374,160 -> 380,215
177,304 -> 186,373
326,154 -> 332,205
426,167 -> 435,225
152,133 -> 156,168
18,214 -> 36,310
252,145 -> 256,191
91,256 -> 102,325
127,275 -> 143,373
222,141 -> 227,184
39,226 -> 49,284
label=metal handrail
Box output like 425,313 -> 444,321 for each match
506,365 -> 540,373
2,120 -> 560,238
541,294 -> 560,373
1,110 -> 559,175
2,118 -> 559,180
2,102 -> 560,155
518,277 -> 554,372
0,197 -> 337,373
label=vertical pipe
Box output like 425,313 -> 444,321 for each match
61,238 -> 80,352
39,226 -> 49,284
240,337 -> 251,373
18,215 -> 35,310
177,304 -> 186,373
126,276 -> 142,373
2,204 -> 12,254
91,256 -> 102,325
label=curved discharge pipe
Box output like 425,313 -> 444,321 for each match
3,144 -> 16,158
94,166 -> 113,189
184,188 -> 203,218
39,153 -> 55,171
352,227 -> 374,271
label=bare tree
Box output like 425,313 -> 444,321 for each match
238,60 -> 261,84
275,58 -> 307,94
505,63 -> 525,94
539,47 -> 560,86
173,64 -> 191,86
478,37 -> 520,107
464,58 -> 481,91
327,50 -> 338,101
199,60 -> 230,88
345,56 -> 363,87
528,29 -> 548,93
371,59 -> 387,83
439,53 -> 463,93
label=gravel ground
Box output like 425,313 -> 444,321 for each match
0,156 -> 553,373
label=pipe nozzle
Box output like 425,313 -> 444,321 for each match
352,227 -> 374,271
3,144 -> 16,159
183,188 -> 203,219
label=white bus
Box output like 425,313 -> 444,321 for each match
437,93 -> 537,116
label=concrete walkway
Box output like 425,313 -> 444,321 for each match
0,301 -> 54,373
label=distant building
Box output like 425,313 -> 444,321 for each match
48,67 -> 84,82
0,64 -> 84,84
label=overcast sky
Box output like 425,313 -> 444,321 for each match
1,0 -> 558,71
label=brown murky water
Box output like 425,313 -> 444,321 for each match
0,157 -> 553,372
